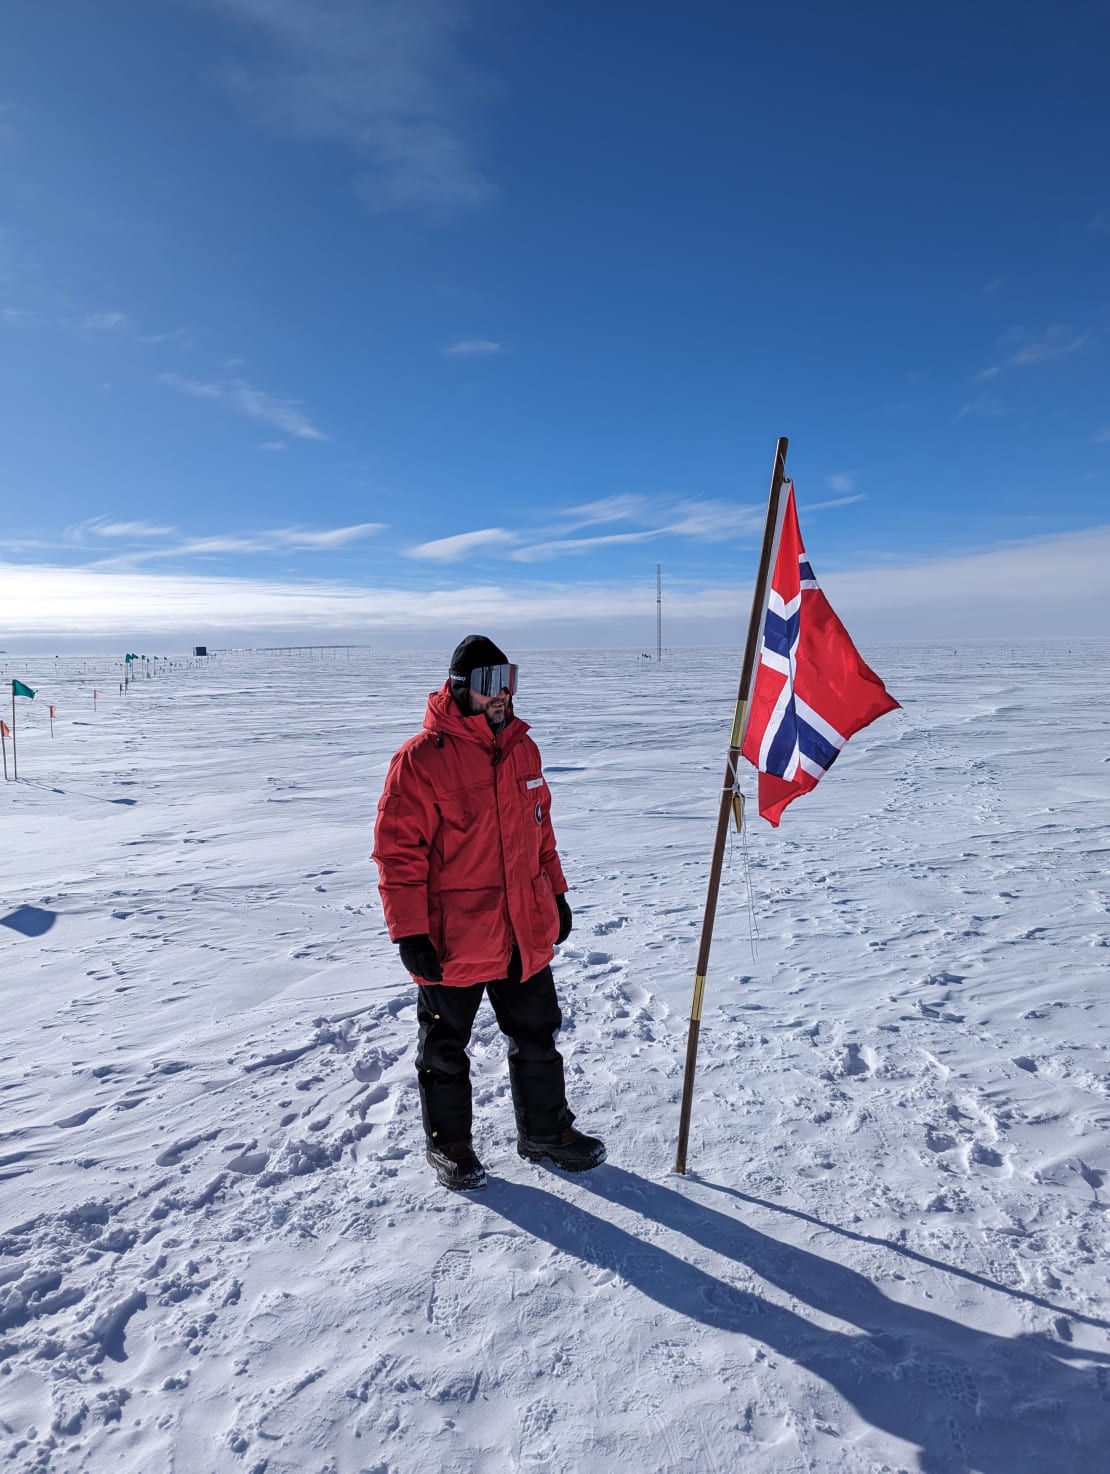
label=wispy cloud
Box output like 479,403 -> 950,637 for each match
510,529 -> 661,563
258,440 -> 286,451
982,277 -> 1004,295
275,523 -> 385,549
826,473 -> 854,494
409,496 -> 768,567
84,311 -> 129,331
407,528 -> 518,561
63,517 -> 178,545
0,536 -> 67,552
138,326 -> 196,348
1009,325 -> 1088,365
81,310 -> 194,347
1093,427 -> 1110,444
804,494 -> 865,512
443,338 -> 504,356
89,521 -> 385,569
558,495 -> 649,531
975,323 -> 1089,380
959,392 -> 1012,418
158,372 -> 326,440
88,519 -> 178,539
663,500 -> 765,539
512,500 -> 765,562
201,0 -> 493,215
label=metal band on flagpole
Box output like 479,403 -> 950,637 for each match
673,436 -> 790,1175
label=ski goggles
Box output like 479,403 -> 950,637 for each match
450,662 -> 518,697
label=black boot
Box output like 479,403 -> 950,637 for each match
517,1126 -> 606,1172
426,1139 -> 487,1191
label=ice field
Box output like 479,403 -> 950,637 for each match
2,642 -> 1109,1474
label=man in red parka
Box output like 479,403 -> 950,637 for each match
373,634 -> 606,1191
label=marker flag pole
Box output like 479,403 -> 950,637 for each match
1,720 -> 8,781
50,704 -> 56,738
673,437 -> 789,1176
12,680 -> 37,781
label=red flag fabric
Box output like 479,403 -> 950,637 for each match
741,483 -> 899,826
50,705 -> 57,717
0,720 -> 9,737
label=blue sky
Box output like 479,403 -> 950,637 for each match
2,0 -> 1108,650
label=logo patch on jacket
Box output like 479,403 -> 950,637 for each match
535,802 -> 543,824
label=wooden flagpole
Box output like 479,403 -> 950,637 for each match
1,723 -> 7,781
673,436 -> 790,1175
11,689 -> 17,782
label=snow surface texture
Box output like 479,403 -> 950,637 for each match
1,644 -> 1109,1474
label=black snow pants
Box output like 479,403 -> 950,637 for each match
415,953 -> 573,1148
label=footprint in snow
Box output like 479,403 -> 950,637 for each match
155,1129 -> 220,1168
967,1141 -> 1007,1171
427,1248 -> 472,1331
828,1042 -> 876,1079
924,1128 -> 958,1153
592,916 -> 628,936
227,1150 -> 269,1175
517,1397 -> 558,1465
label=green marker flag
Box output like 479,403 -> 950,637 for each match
10,679 -> 34,780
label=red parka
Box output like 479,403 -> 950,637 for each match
373,686 -> 569,987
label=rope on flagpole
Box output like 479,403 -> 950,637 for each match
673,436 -> 790,1176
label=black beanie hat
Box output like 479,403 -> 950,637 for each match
448,634 -> 509,679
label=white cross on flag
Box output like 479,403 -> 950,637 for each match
741,482 -> 899,826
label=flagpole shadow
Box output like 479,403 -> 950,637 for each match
18,781 -> 137,806
694,1175 -> 1110,1334
482,1168 -> 1109,1474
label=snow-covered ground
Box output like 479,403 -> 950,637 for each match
2,643 -> 1108,1474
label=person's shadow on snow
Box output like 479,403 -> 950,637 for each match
482,1165 -> 1110,1474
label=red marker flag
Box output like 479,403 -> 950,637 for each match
1,720 -> 9,737
741,482 -> 899,826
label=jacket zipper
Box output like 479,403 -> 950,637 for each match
491,739 -> 515,970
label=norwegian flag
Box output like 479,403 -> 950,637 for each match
741,482 -> 899,826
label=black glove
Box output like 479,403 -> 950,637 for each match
555,893 -> 573,945
398,934 -> 443,982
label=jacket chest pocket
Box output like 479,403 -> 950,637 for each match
435,782 -> 490,863
438,782 -> 487,828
